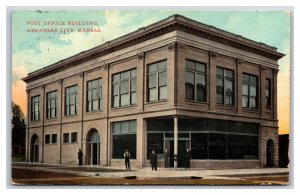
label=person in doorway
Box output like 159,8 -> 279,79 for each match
78,148 -> 83,166
150,149 -> 158,171
163,147 -> 170,168
185,148 -> 191,169
124,149 -> 131,170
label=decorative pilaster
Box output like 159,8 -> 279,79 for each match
208,51 -> 218,110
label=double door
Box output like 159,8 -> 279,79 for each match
165,139 -> 190,168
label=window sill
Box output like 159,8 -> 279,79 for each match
184,100 -> 208,105
216,105 -> 236,110
145,100 -> 168,105
63,114 -> 78,118
86,110 -> 103,115
111,105 -> 137,111
45,117 -> 58,121
242,108 -> 260,113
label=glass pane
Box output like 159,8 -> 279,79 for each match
70,94 -> 75,104
113,122 -> 121,134
70,86 -> 75,93
92,88 -> 98,99
129,120 -> 137,133
185,71 -> 194,85
159,86 -> 167,100
92,100 -> 98,110
113,134 -> 136,159
186,60 -> 195,70
131,69 -> 136,77
149,88 -> 157,101
120,81 -> 129,94
87,90 -> 91,100
250,75 -> 257,84
70,105 -> 75,114
148,64 -> 157,73
158,71 -> 167,86
242,84 -> 248,95
185,83 -> 194,100
158,61 -> 167,70
242,96 -> 248,108
216,67 -> 224,77
216,78 -> 223,93
131,92 -> 136,105
148,74 -> 156,88
120,94 -> 129,106
121,121 -> 129,133
250,85 -> 256,96
196,74 -> 205,101
147,133 -> 164,159
243,74 -> 249,82
113,83 -> 119,95
130,79 -> 136,92
87,81 -> 92,88
208,133 -> 226,159
121,71 -> 130,80
196,63 -> 205,72
113,74 -> 120,82
225,69 -> 233,78
250,97 -> 256,108
191,133 -> 208,159
225,94 -> 233,105
217,94 -> 223,104
113,96 -> 119,107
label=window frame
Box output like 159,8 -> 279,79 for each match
51,134 -> 57,144
63,133 -> 69,144
31,95 -> 40,121
71,132 -> 77,143
216,67 -> 234,106
112,69 -> 137,108
185,59 -> 206,102
46,91 -> 57,119
147,60 -> 167,102
86,78 -> 102,112
242,73 -> 258,109
45,134 -> 50,144
65,85 -> 78,116
265,78 -> 271,109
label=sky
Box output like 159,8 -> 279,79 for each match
11,10 -> 290,134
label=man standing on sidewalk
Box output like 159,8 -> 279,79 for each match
124,149 -> 131,171
78,149 -> 83,166
150,149 -> 158,171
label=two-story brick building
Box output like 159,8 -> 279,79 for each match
22,14 -> 284,169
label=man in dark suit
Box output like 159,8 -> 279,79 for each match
78,148 -> 83,166
150,149 -> 158,171
185,148 -> 191,169
124,149 -> 131,170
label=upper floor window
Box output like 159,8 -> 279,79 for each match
216,67 -> 234,106
63,133 -> 69,143
185,59 -> 206,102
147,60 -> 167,102
31,95 -> 40,121
71,132 -> 77,143
45,134 -> 50,144
265,78 -> 271,108
46,91 -> 57,119
52,134 -> 57,144
65,85 -> 78,116
112,69 -> 136,108
242,74 -> 258,109
87,79 -> 102,112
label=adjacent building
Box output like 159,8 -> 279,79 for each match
22,14 -> 284,169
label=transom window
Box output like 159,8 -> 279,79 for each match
216,67 -> 234,106
112,69 -> 136,108
147,60 -> 167,102
65,85 -> 78,116
242,74 -> 258,109
185,59 -> 206,102
87,79 -> 102,112
265,78 -> 271,108
46,91 -> 57,119
31,95 -> 40,121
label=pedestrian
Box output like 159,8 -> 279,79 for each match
124,149 -> 131,170
150,149 -> 158,171
163,147 -> 170,168
185,148 -> 191,169
78,148 -> 83,166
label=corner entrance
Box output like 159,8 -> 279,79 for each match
165,139 -> 190,168
86,129 -> 100,165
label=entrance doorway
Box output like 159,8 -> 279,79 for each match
30,134 -> 39,163
266,139 -> 275,167
165,139 -> 190,168
86,129 -> 100,165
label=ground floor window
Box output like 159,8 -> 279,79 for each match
112,120 -> 136,159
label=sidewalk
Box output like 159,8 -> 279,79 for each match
12,163 -> 289,180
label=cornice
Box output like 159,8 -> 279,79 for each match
22,14 -> 285,83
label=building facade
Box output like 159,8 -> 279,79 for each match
22,15 -> 284,169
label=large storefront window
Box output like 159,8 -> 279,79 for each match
147,118 -> 259,161
112,120 -> 136,159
